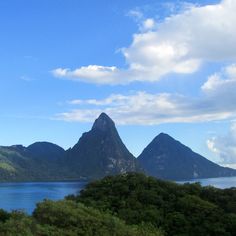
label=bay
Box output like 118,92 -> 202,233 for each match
0,176 -> 235,214
178,176 -> 236,189
0,181 -> 86,214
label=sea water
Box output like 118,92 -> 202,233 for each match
0,181 -> 86,214
0,176 -> 235,214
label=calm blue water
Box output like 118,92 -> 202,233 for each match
0,177 -> 235,214
0,181 -> 86,214
178,176 -> 236,189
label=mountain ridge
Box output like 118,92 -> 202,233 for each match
0,113 -> 235,181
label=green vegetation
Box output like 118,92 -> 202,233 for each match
0,173 -> 235,235
74,173 -> 236,236
0,145 -> 72,182
0,162 -> 15,172
0,200 -> 163,236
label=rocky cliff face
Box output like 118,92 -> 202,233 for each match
66,113 -> 141,179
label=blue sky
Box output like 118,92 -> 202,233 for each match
1,0 -> 236,168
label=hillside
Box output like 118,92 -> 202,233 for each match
138,133 -> 236,180
66,113 -> 141,179
74,173 -> 236,236
0,143 -> 68,181
0,113 -> 235,181
0,113 -> 141,181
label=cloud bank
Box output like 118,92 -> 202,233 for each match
53,0 -> 236,84
56,64 -> 236,125
207,123 -> 236,168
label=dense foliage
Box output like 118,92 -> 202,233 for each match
74,173 -> 236,236
0,173 -> 235,235
0,200 -> 163,235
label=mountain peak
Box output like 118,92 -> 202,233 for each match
92,113 -> 115,132
68,112 -> 141,179
157,132 -> 170,138
152,133 -> 175,143
138,132 -> 236,180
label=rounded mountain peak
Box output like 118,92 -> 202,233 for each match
92,113 -> 115,132
148,133 -> 177,147
153,133 -> 173,141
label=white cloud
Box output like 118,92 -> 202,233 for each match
202,64 -> 236,91
142,18 -> 156,31
207,122 -> 236,167
201,64 -> 236,108
201,74 -> 222,91
55,62 -> 236,124
56,90 -> 234,126
53,0 -> 236,85
69,94 -> 129,106
207,139 -> 219,154
226,63 -> 236,77
52,66 -> 123,85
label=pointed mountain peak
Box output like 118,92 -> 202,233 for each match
68,112 -> 141,179
92,113 -> 115,132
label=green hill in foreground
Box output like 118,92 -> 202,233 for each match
74,173 -> 236,236
0,173 -> 235,235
